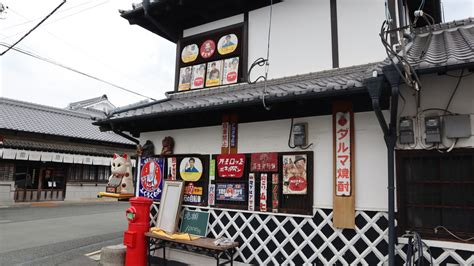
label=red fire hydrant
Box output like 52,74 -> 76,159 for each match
124,197 -> 153,266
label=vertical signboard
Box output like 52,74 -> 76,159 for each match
248,173 -> 255,211
272,174 -> 279,213
260,173 -> 268,212
332,101 -> 355,229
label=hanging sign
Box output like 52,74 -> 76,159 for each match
216,154 -> 245,178
335,112 -> 351,196
208,184 -> 215,206
209,159 -> 216,181
183,182 -> 203,204
138,158 -> 164,201
260,173 -> 268,212
282,155 -> 308,195
272,174 -> 279,213
216,183 -> 245,201
167,157 -> 177,180
250,152 -> 278,172
229,121 -> 238,149
248,173 -> 255,211
222,121 -> 229,151
179,157 -> 203,182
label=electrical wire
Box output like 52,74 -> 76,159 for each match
402,231 -> 433,266
444,69 -> 464,114
434,226 -> 474,242
0,43 -> 156,101
0,0 -> 66,56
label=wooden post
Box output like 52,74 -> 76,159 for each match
332,101 -> 355,229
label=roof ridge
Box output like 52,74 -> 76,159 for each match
0,97 -> 93,119
67,94 -> 109,108
414,17 -> 474,35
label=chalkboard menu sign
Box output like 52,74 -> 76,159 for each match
179,209 -> 210,237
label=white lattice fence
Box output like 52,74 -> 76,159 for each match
149,204 -> 474,265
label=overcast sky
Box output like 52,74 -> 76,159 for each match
0,0 -> 472,108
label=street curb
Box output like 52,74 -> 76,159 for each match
0,199 -> 128,209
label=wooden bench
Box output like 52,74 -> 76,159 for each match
145,232 -> 239,266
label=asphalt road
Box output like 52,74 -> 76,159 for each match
0,202 -> 129,266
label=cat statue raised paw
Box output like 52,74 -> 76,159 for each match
106,153 -> 134,195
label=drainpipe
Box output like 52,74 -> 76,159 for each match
365,64 -> 400,266
142,0 -> 177,42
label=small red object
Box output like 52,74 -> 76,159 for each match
124,197 -> 153,266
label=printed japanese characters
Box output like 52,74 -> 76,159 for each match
191,64 -> 206,89
282,155 -> 307,194
139,158 -> 164,200
248,173 -> 255,211
183,182 -> 203,204
250,152 -> 278,172
179,157 -> 203,182
335,112 -> 351,196
205,60 -> 223,87
216,184 -> 245,201
178,66 -> 192,91
217,154 -> 245,178
222,57 -> 239,85
181,44 -> 198,63
260,173 -> 268,211
217,34 -> 238,55
167,157 -> 177,180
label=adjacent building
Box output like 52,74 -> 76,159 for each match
0,96 -> 135,205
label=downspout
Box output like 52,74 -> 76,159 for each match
365,64 -> 400,266
142,0 -> 177,42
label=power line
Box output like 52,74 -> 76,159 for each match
1,1 -> 108,41
0,42 -> 157,101
0,0 -> 66,56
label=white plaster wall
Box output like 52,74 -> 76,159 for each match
65,184 -> 107,201
140,111 -> 389,211
397,71 -> 474,149
183,14 -> 244,37
337,0 -> 387,67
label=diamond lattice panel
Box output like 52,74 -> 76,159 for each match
149,204 -> 474,265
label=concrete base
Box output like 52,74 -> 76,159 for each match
0,181 -> 15,206
100,244 -> 126,266
65,183 -> 107,201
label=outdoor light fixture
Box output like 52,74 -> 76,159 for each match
424,116 -> 441,144
399,117 -> 414,144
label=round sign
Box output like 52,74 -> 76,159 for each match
140,160 -> 162,192
181,44 -> 198,63
200,40 -> 215,59
179,157 -> 203,182
217,34 -> 238,55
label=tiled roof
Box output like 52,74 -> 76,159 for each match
0,97 -> 134,145
406,17 -> 474,69
67,94 -> 112,109
107,62 -> 382,121
2,138 -> 135,157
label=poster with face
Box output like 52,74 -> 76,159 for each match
181,44 -> 198,63
216,183 -> 245,201
282,155 -> 307,195
178,66 -> 193,91
217,34 -> 238,55
191,63 -> 206,89
138,158 -> 164,201
222,57 -> 239,85
200,40 -> 215,59
179,157 -> 203,182
205,60 -> 223,87
183,182 -> 203,204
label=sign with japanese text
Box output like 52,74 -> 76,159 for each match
248,173 -> 255,211
208,184 -> 215,206
272,174 -> 279,213
222,122 -> 229,149
167,157 -> 177,180
183,182 -> 204,204
260,173 -> 268,212
179,210 -> 209,237
250,153 -> 278,172
209,159 -> 215,181
216,154 -> 245,178
216,183 -> 245,201
230,122 -> 238,149
335,112 -> 351,196
138,158 -> 164,201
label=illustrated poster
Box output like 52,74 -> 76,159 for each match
222,57 -> 239,85
250,152 -> 278,172
179,157 -> 203,182
191,63 -> 206,89
282,155 -> 307,195
181,44 -> 198,63
138,157 -> 164,201
178,66 -> 193,91
217,34 -> 238,55
183,182 -> 203,204
205,60 -> 223,87
167,157 -> 176,180
200,39 -> 216,59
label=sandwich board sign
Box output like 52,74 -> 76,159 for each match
179,210 -> 210,237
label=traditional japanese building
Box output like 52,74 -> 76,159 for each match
0,97 -> 135,205
97,1 -> 474,264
